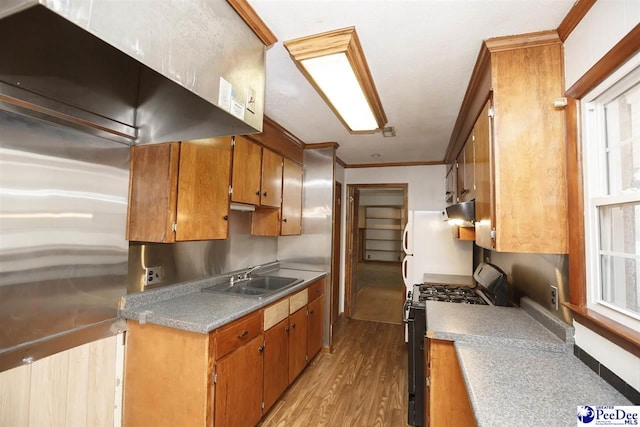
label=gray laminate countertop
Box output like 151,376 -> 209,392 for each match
119,267 -> 326,333
426,300 -> 571,352
456,343 -> 631,426
425,298 -> 631,426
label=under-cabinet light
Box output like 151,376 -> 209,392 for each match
284,27 -> 387,133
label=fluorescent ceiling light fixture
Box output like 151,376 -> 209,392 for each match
284,27 -> 387,133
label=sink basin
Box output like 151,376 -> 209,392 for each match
246,276 -> 302,290
201,275 -> 303,298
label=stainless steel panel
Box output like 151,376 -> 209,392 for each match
128,210 -> 278,293
279,148 -> 336,348
488,251 -> 571,323
0,1 -> 264,145
0,111 -> 129,368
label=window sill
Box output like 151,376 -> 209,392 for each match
564,303 -> 640,358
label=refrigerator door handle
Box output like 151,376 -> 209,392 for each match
402,221 -> 411,253
402,255 -> 410,287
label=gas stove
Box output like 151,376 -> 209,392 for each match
413,284 -> 489,306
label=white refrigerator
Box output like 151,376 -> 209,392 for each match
402,210 -> 473,293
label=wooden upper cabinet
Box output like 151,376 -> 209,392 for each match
445,165 -> 456,205
127,138 -> 232,243
260,148 -> 283,208
127,142 -> 179,242
474,100 -> 493,250
231,136 -> 262,205
176,139 -> 232,241
460,31 -> 567,254
456,134 -> 475,203
463,135 -> 475,201
281,159 -> 303,235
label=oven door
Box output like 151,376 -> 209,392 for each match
407,304 -> 425,427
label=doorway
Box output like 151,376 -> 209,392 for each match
345,184 -> 407,324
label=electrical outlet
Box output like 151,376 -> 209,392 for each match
550,285 -> 559,310
145,266 -> 163,286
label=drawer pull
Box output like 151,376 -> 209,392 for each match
237,330 -> 249,339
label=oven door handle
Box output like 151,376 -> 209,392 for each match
402,300 -> 411,323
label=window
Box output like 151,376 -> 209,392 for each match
583,54 -> 640,332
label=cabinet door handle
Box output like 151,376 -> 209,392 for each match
237,330 -> 248,338
282,218 -> 287,223
263,191 -> 268,197
309,309 -> 314,314
223,215 -> 229,221
291,323 -> 296,329
285,327 -> 289,333
255,190 -> 261,196
258,346 -> 264,353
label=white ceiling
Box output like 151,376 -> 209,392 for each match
248,0 -> 576,165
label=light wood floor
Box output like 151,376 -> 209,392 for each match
351,286 -> 404,325
259,319 -> 408,427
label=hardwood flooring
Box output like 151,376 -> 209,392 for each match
259,318 -> 408,427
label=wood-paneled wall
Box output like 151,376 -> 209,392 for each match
0,335 -> 122,427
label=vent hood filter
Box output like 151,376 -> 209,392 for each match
0,0 -> 266,144
444,200 -> 475,227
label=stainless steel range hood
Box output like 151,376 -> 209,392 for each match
444,200 -> 475,227
0,0 -> 265,145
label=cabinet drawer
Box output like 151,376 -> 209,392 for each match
307,278 -> 324,301
216,311 -> 262,358
289,289 -> 308,314
264,299 -> 289,330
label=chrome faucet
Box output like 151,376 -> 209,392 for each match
239,265 -> 262,280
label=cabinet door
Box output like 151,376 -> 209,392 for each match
126,142 -> 179,243
263,318 -> 289,412
445,165 -> 455,205
288,307 -> 308,383
260,148 -> 283,208
176,138 -> 232,241
464,134 -> 475,201
455,151 -> 464,203
231,136 -> 262,205
214,334 -> 264,427
429,339 -> 475,427
474,100 -> 493,250
307,296 -> 323,359
281,159 -> 303,235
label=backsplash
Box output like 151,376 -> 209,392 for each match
480,248 -> 571,324
127,210 -> 278,293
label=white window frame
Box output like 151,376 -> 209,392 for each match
583,52 -> 640,333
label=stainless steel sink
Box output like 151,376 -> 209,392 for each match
201,275 -> 303,298
246,276 -> 302,290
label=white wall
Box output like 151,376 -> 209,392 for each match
564,2 -> 640,389
345,165 -> 447,211
338,165 -> 447,311
564,0 -> 640,88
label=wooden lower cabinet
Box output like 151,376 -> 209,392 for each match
214,334 -> 264,427
425,338 -> 476,427
124,279 -> 326,427
288,306 -> 308,383
307,294 -> 324,358
123,322 -> 214,427
263,318 -> 290,412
